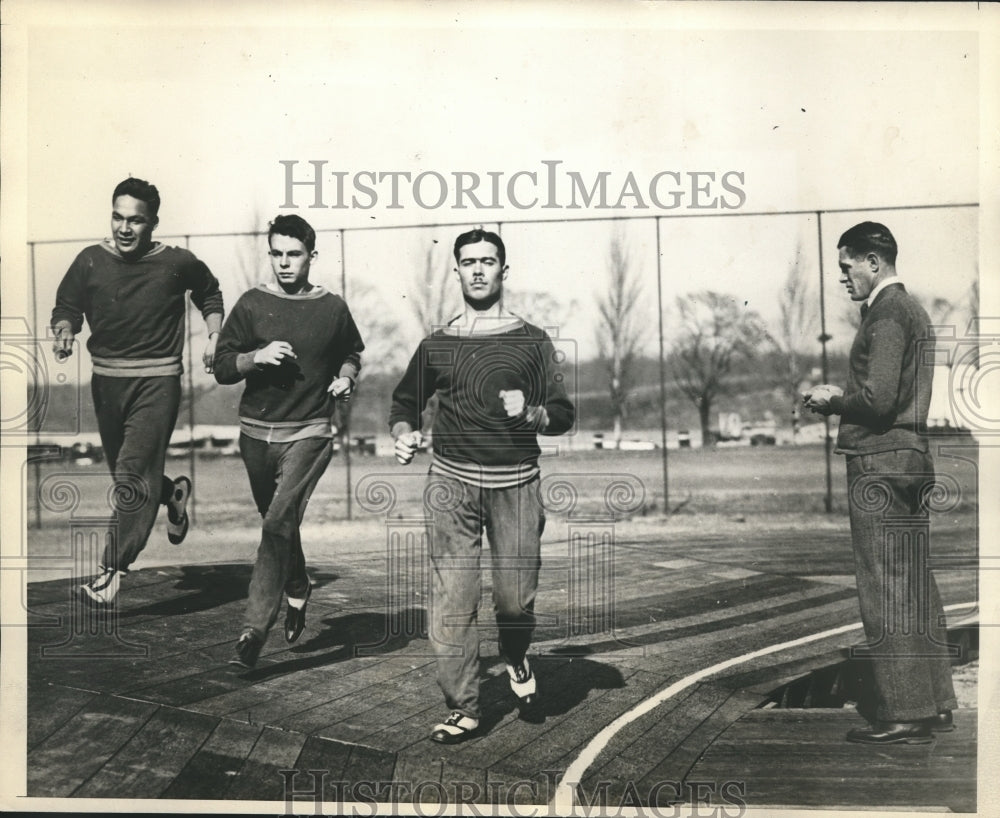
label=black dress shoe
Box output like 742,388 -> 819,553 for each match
229,629 -> 264,669
284,583 -> 311,644
846,720 -> 933,745
927,710 -> 955,732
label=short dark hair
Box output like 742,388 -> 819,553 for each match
268,214 -> 316,253
837,221 -> 898,265
453,228 -> 505,267
112,177 -> 160,218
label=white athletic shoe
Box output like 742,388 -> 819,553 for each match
80,566 -> 124,605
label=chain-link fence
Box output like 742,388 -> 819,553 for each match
17,203 -> 979,525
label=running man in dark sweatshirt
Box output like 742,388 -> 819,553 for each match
51,177 -> 224,605
214,214 -> 364,668
390,228 -> 574,743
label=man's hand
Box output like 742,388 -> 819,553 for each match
203,332 -> 219,374
394,430 -> 423,465
499,389 -> 526,418
328,376 -> 354,401
254,341 -> 296,367
52,322 -> 75,362
802,384 -> 844,415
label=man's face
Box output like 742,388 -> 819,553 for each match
269,233 -> 316,292
111,195 -> 157,258
455,240 -> 507,308
838,246 -> 878,302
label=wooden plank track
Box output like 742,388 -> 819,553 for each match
690,707 -> 977,812
22,518 -> 977,809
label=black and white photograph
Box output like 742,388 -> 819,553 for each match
1,1 -> 997,815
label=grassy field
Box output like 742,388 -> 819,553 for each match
26,440 -> 979,531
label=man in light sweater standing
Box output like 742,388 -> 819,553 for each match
214,214 -> 364,668
390,228 -> 575,743
51,177 -> 224,605
804,222 -> 957,744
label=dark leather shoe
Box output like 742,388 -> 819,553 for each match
927,710 -> 955,732
229,629 -> 263,669
284,583 -> 311,644
846,721 -> 933,745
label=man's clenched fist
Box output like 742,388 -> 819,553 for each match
499,389 -> 526,417
394,430 -> 423,465
328,376 -> 354,401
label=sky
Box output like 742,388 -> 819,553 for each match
1,2 -> 995,367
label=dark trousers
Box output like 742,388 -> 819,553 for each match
846,449 -> 958,722
427,474 -> 544,719
91,375 -> 180,572
240,434 -> 333,639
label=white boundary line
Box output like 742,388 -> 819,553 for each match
552,601 -> 979,812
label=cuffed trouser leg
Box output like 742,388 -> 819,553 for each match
846,449 -> 958,722
241,435 -> 333,639
428,475 -> 483,720
484,478 -> 543,669
92,375 -> 180,572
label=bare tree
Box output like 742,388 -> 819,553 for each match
346,280 -> 408,379
968,277 -> 980,369
671,291 -> 771,445
775,243 -> 818,438
402,239 -> 463,432
334,279 -> 406,434
505,288 -> 578,336
408,240 -> 461,339
229,205 -> 269,295
595,233 -> 647,446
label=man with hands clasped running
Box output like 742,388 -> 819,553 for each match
391,228 -> 575,744
214,214 -> 364,668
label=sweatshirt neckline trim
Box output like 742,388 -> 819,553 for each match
439,316 -> 525,336
256,282 -> 329,300
99,239 -> 167,260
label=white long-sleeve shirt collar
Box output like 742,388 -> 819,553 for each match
867,275 -> 901,307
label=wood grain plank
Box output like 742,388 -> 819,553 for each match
159,717 -> 264,799
27,695 -> 158,797
73,706 -> 219,798
339,742 -> 397,790
392,746 -> 443,793
27,682 -> 99,750
284,735 -> 354,807
224,725 -> 308,802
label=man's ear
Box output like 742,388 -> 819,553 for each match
502,265 -> 509,280
866,252 -> 879,272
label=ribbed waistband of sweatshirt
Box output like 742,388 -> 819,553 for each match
239,417 -> 334,443
92,356 -> 182,377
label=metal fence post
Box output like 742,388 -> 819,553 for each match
341,228 -> 352,521
183,235 -> 197,525
816,212 -> 834,514
655,216 -> 669,513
